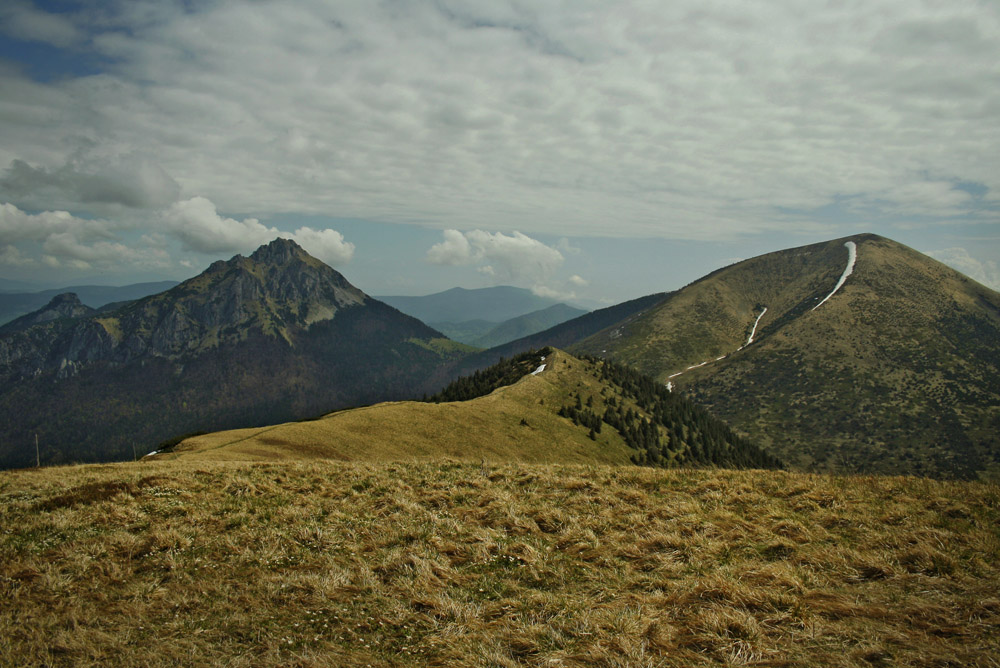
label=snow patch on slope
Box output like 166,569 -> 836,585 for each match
812,241 -> 857,311
738,307 -> 768,350
665,305 -> 767,384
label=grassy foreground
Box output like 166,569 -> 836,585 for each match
2,460 -> 999,667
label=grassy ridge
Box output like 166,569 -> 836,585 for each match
2,460 -> 998,666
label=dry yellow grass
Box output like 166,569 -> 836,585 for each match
2,459 -> 998,667
162,350 -> 634,466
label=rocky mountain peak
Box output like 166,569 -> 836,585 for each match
47,292 -> 86,308
249,237 -> 307,266
0,292 -> 95,334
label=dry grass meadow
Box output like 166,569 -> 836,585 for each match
2,460 -> 999,667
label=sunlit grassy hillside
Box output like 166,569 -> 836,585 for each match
161,350 -> 635,466
2,460 -> 998,667
160,349 -> 778,471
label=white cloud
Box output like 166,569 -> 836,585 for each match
426,229 -> 473,265
0,0 -> 995,245
427,229 -> 564,284
568,275 -> 589,287
164,196 -> 279,254
288,226 -> 354,266
163,196 -> 354,265
0,202 -> 119,244
41,232 -> 169,270
0,201 -> 166,270
927,247 -> 1000,291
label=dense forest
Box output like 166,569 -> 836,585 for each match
427,349 -> 782,471
425,348 -> 551,402
563,355 -> 783,470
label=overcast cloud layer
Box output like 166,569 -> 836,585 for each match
0,0 -> 997,293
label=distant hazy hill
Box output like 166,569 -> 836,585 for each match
467,303 -> 589,348
160,348 -> 780,471
0,281 -> 179,325
379,285 -> 570,324
0,239 -> 469,469
574,234 -> 1000,479
451,292 -> 669,377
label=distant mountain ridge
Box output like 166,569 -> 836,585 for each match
0,293 -> 95,334
379,285 -> 578,324
0,281 -> 179,325
0,239 -> 468,469
467,303 -> 589,348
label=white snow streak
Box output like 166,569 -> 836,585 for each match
664,305 -> 767,386
745,307 -> 767,345
531,364 -> 546,375
812,241 -> 857,311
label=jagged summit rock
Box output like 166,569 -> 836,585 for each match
248,236 -> 307,264
0,292 -> 95,334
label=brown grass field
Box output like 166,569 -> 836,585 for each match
2,459 -> 999,667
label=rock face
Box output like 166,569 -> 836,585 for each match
0,239 -> 466,469
0,293 -> 95,335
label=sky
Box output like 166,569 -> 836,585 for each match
0,0 -> 997,305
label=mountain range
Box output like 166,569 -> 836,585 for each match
379,285 -> 588,347
0,281 -> 179,325
0,239 -> 468,468
1,233 -> 997,479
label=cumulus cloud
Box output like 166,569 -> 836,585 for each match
0,202 -> 119,244
0,202 -> 173,270
41,232 -> 170,270
427,229 -> 564,284
163,196 -> 353,265
288,226 -> 355,266
927,247 -> 1000,291
425,229 -> 473,266
164,197 -> 280,254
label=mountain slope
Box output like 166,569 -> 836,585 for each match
0,239 -> 469,469
159,348 -> 780,471
574,234 -> 1000,479
378,286 -> 568,325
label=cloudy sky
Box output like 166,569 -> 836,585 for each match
0,0 -> 997,304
